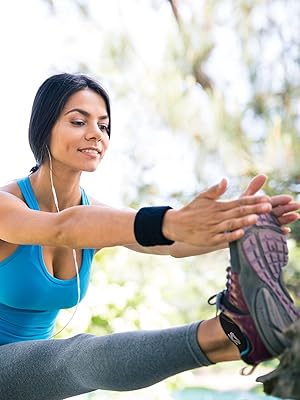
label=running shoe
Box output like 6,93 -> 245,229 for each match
209,213 -> 300,365
231,213 -> 300,356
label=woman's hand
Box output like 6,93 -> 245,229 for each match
241,174 -> 300,234
162,177 -> 272,247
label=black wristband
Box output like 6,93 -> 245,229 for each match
134,206 -> 175,247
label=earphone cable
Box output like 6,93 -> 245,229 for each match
47,148 -> 81,338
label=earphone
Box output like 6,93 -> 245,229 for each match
46,146 -> 81,337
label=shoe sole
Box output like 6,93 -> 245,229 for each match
229,213 -> 300,356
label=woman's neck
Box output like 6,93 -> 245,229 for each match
29,163 -> 82,212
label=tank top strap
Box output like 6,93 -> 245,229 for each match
80,187 -> 90,205
17,176 -> 90,209
17,176 -> 40,210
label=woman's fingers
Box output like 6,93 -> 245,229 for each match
215,214 -> 259,233
205,225 -> 255,247
272,204 -> 300,218
169,203 -> 271,247
270,194 -> 293,207
240,174 -> 267,197
270,195 -> 300,229
202,178 -> 228,200
210,199 -> 271,223
281,226 -> 291,235
212,228 -> 247,245
278,213 -> 299,226
271,197 -> 300,217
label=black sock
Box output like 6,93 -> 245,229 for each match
219,313 -> 250,355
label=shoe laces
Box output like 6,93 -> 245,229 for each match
224,265 -> 232,294
207,292 -> 224,314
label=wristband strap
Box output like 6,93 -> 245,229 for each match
134,206 -> 175,246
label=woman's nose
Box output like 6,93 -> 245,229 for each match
85,124 -> 103,142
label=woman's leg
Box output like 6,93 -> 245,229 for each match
0,320 -> 236,400
198,317 -> 240,362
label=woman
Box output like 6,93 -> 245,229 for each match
0,73 -> 298,400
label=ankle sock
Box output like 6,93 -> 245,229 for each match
219,313 -> 250,356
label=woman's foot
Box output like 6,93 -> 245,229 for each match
209,213 -> 300,365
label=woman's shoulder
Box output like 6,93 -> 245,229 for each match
0,179 -> 23,200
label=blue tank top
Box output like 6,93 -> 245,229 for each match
0,177 -> 95,344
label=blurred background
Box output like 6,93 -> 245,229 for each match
1,0 -> 300,399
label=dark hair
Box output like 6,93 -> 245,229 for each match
29,73 -> 111,171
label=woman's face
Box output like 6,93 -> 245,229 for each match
49,88 -> 110,173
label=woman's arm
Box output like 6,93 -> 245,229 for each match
0,191 -> 136,248
0,177 -> 272,250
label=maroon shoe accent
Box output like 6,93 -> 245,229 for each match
215,268 -> 272,365
225,268 -> 248,314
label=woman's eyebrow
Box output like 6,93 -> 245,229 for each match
64,108 -> 109,121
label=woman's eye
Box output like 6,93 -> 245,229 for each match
98,124 -> 109,134
71,120 -> 85,126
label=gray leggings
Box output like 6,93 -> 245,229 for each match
0,322 -> 212,400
